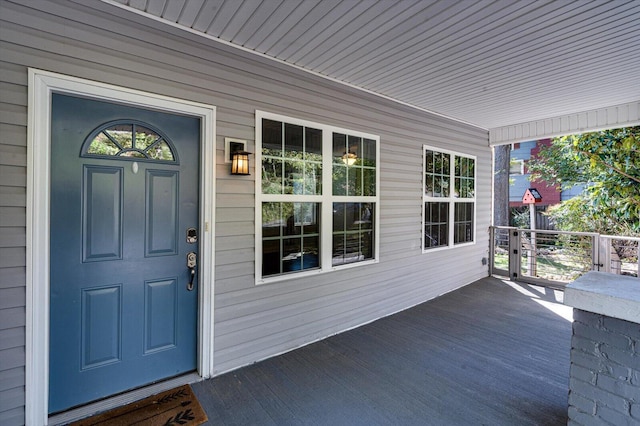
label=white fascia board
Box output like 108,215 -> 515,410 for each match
490,101 -> 640,145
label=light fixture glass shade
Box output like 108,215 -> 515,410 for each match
231,151 -> 251,175
342,152 -> 357,166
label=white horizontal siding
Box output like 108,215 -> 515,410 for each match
0,0 -> 489,419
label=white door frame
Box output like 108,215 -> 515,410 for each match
26,69 -> 216,425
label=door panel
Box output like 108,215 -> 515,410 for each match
146,170 -> 179,256
83,166 -> 123,261
144,278 -> 178,353
49,94 -> 200,413
81,285 -> 122,369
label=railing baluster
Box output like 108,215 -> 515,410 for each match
510,229 -> 520,281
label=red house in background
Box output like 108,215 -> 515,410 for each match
509,139 -> 562,209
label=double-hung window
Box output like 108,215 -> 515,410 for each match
256,111 -> 379,283
423,146 -> 476,251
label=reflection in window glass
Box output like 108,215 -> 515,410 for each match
262,202 -> 321,277
105,125 -> 133,149
262,119 -> 283,155
285,123 -> 303,153
424,202 -> 449,249
424,150 -> 450,197
362,138 -> 376,165
87,133 -> 119,156
332,202 -> 375,266
147,140 -> 174,161
332,133 -> 376,197
261,119 -> 322,195
135,126 -> 160,150
84,122 -> 176,162
455,156 -> 475,198
454,202 -> 474,244
305,127 -> 322,157
284,160 -> 304,195
119,150 -> 145,158
262,157 -> 283,194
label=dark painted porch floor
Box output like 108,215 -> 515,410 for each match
192,277 -> 572,425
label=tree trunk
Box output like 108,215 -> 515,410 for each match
493,144 -> 511,226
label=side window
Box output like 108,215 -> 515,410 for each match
256,112 -> 379,283
423,146 -> 476,251
510,159 -> 524,175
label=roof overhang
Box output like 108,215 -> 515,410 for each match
104,0 -> 640,144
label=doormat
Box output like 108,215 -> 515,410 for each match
70,384 -> 207,426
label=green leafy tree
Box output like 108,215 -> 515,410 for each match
527,126 -> 640,234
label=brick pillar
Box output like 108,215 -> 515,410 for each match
568,309 -> 640,425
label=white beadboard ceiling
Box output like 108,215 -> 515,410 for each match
108,0 -> 640,132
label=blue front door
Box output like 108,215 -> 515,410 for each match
49,94 -> 200,413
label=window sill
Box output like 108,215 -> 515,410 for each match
256,258 -> 379,286
422,240 -> 476,254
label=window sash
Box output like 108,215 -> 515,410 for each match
454,202 -> 474,244
261,202 -> 321,277
424,201 -> 449,249
332,202 -> 375,266
261,119 -> 323,196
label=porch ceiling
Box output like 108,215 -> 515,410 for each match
109,0 -> 640,132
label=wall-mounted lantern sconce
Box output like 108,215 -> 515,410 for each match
342,151 -> 357,166
231,151 -> 251,175
225,137 -> 251,175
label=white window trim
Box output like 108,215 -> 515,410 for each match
422,144 -> 477,253
255,110 -> 380,284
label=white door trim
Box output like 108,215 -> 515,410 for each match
26,69 -> 216,425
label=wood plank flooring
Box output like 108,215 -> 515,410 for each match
192,277 -> 572,425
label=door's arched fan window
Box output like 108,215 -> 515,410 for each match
81,120 -> 178,163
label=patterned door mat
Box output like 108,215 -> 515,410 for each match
70,384 -> 207,426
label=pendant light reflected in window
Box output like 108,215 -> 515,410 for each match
342,151 -> 357,166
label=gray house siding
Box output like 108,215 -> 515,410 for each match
0,0 -> 490,422
0,53 -> 28,425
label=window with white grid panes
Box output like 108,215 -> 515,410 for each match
256,111 -> 379,283
423,146 -> 475,251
